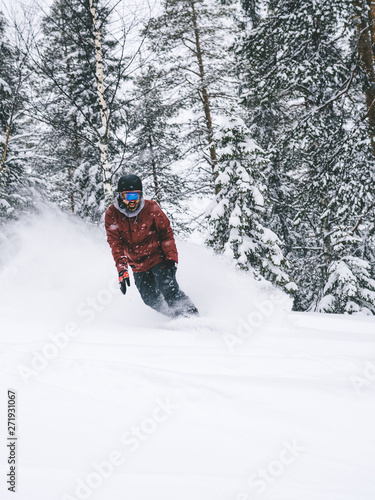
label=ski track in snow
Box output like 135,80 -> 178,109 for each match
0,210 -> 374,500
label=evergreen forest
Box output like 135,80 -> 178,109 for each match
1,0 -> 375,314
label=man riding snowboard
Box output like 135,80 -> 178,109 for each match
105,174 -> 198,318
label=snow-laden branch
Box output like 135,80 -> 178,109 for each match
312,64 -> 358,113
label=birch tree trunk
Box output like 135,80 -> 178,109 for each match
88,0 -> 113,205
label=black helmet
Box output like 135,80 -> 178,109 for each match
117,174 -> 142,192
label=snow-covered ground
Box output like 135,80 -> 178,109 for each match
0,209 -> 374,500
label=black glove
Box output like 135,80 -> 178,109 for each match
119,269 -> 130,295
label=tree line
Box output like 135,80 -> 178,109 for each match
1,0 -> 375,314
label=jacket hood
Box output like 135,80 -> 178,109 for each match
113,196 -> 145,218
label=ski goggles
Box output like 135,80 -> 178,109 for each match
120,191 -> 142,202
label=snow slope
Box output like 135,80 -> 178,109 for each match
0,209 -> 374,500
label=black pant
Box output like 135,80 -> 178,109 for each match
133,262 -> 198,317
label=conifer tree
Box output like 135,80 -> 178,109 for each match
318,256 -> 375,315
144,0 -> 240,194
238,0 -> 375,312
145,0 -> 291,284
206,114 -> 296,291
126,63 -> 189,229
0,11 -> 35,221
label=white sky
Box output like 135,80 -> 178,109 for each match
0,0 -> 159,32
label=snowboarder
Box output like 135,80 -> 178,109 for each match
105,174 -> 198,318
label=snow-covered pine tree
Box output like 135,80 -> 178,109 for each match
144,0 -> 240,195
144,0 -> 291,281
206,114 -> 296,292
318,256 -> 375,315
0,11 -> 36,221
0,12 -> 11,142
126,63 -> 190,231
237,0 -> 375,313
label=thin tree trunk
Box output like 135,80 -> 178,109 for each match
69,117 -> 82,213
367,0 -> 375,44
320,194 -> 332,266
68,167 -> 75,212
0,124 -> 11,175
354,0 -> 375,155
322,219 -> 332,265
190,0 -> 219,194
148,134 -> 162,205
0,68 -> 23,175
65,25 -> 75,213
89,0 -> 112,205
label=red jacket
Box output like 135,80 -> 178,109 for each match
105,200 -> 178,273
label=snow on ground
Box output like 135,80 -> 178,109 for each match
0,208 -> 374,500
